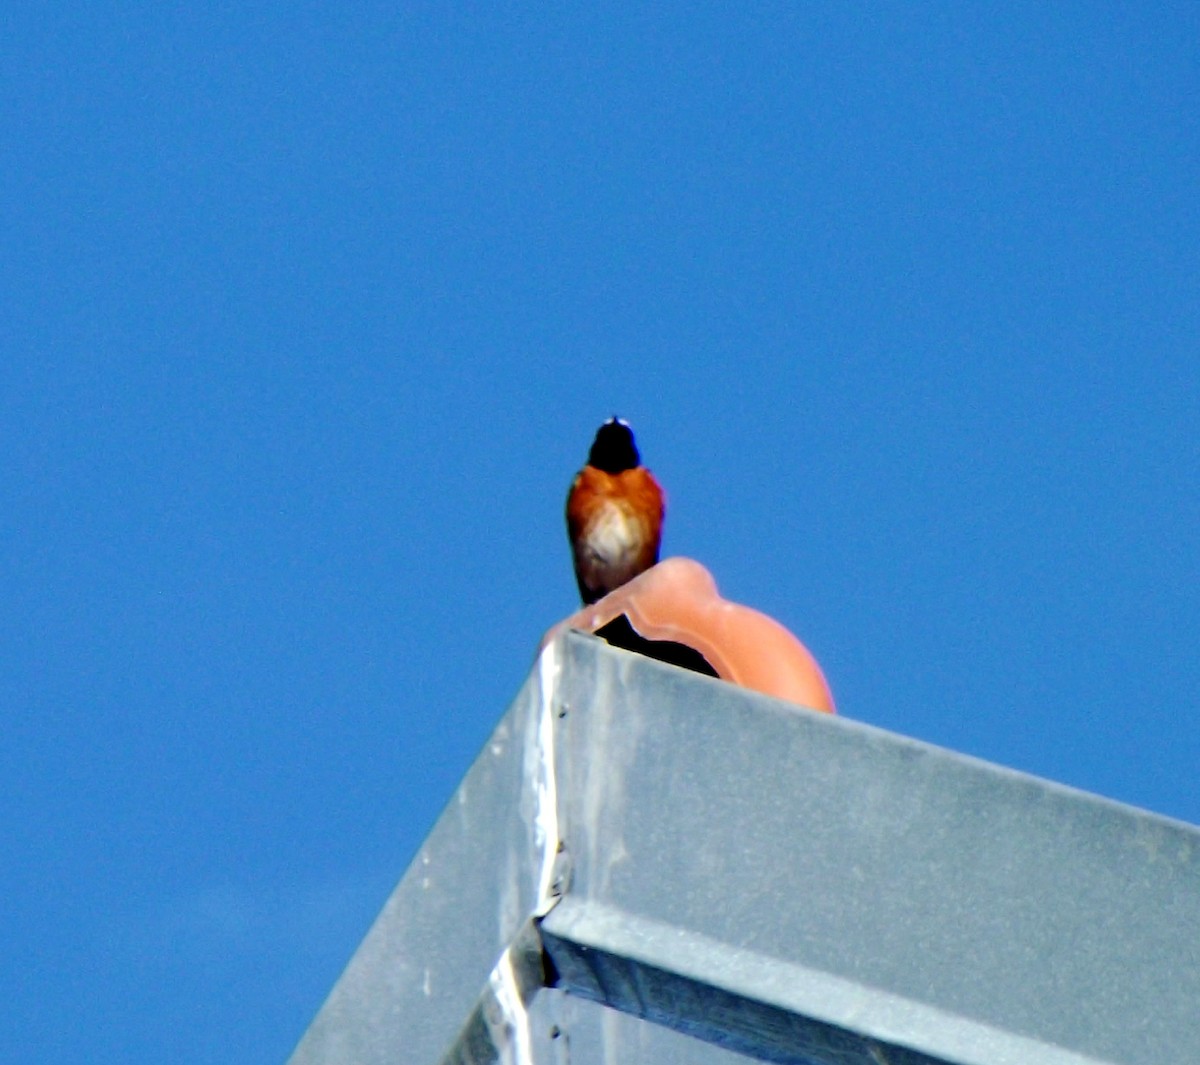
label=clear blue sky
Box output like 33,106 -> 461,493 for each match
4,5 -> 1198,1062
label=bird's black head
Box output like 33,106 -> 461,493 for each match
587,417 -> 641,473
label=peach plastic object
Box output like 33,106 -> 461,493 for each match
541,557 -> 835,713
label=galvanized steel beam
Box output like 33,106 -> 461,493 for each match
289,631 -> 1200,1065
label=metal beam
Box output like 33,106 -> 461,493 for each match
289,632 -> 1200,1065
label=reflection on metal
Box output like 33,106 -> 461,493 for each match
440,921 -> 546,1065
287,632 -> 1200,1065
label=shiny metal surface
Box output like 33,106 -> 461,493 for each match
289,631 -> 1200,1065
287,643 -> 563,1065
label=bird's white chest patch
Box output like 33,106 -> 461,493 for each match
584,503 -> 640,565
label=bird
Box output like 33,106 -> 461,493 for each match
566,417 -> 665,605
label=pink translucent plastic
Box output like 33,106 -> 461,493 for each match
541,557 -> 835,713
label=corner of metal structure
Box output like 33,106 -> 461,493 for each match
288,630 -> 1200,1065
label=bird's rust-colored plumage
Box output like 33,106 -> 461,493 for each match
566,419 -> 665,605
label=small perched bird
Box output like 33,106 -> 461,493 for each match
566,417 -> 665,605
